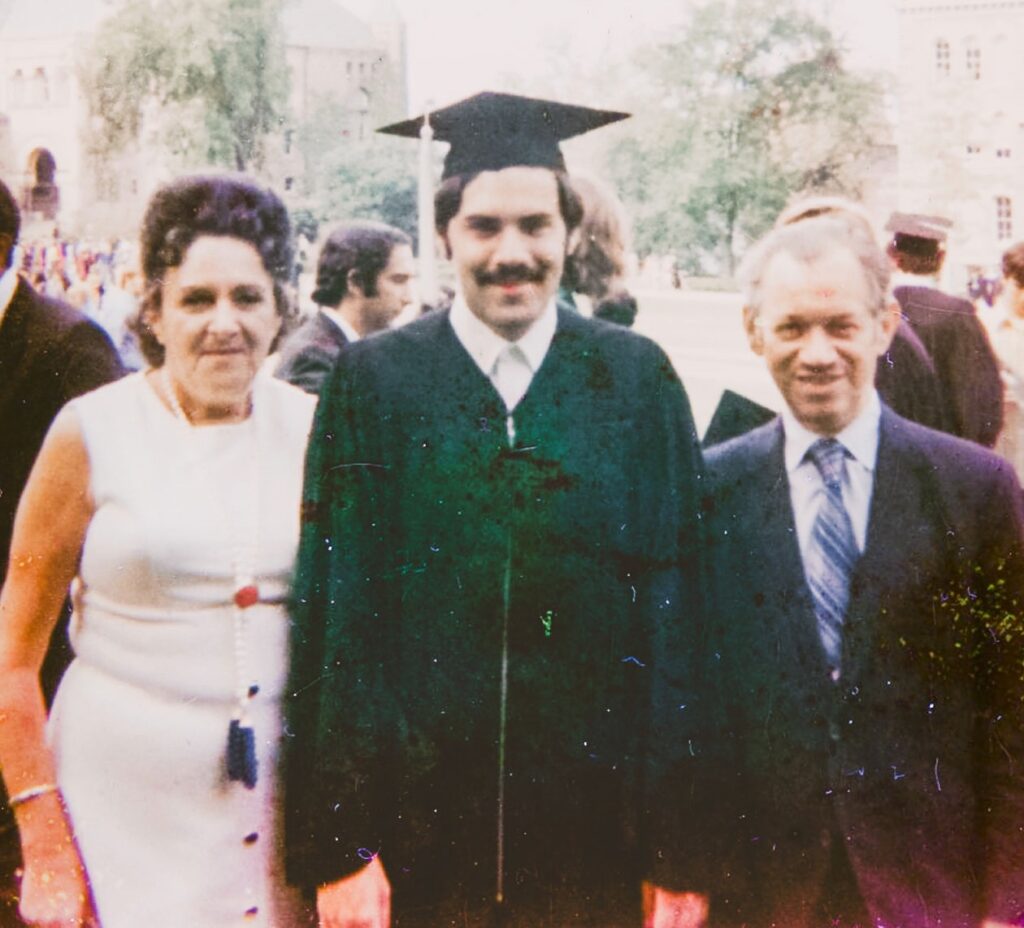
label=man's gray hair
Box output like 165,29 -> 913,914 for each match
739,214 -> 891,319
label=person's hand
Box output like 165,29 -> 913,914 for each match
643,881 -> 708,928
317,855 -> 390,928
17,795 -> 95,928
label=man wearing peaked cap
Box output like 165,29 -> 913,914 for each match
886,211 -> 1004,447
283,92 -> 708,927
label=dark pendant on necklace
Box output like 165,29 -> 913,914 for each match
227,719 -> 258,788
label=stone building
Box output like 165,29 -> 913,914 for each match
0,0 -> 407,236
895,0 -> 1024,284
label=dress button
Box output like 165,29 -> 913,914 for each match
248,684 -> 260,697
244,832 -> 259,844
244,906 -> 259,918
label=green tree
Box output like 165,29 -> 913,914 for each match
80,0 -> 289,172
293,96 -> 420,244
607,0 -> 884,274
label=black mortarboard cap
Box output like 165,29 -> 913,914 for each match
378,91 -> 630,180
885,211 -> 952,242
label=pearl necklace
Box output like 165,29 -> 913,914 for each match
158,366 -> 261,788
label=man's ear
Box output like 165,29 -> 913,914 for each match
346,268 -> 365,298
743,305 -> 764,355
0,233 -> 13,271
566,225 -> 582,255
876,299 -> 901,356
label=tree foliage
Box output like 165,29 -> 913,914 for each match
80,0 -> 289,172
607,0 -> 884,274
293,96 -> 419,245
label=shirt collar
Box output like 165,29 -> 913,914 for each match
891,269 -> 938,289
449,293 -> 558,377
0,267 -> 18,333
318,306 -> 361,344
782,390 -> 882,475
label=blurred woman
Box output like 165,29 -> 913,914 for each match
987,241 -> 1024,478
560,174 -> 639,327
0,174 -> 315,927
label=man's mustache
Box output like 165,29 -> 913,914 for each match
475,263 -> 549,286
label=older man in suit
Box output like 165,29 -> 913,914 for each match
0,179 -> 122,923
275,220 -> 414,394
699,215 -> 1024,928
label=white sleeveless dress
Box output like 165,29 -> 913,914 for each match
48,372 -> 316,928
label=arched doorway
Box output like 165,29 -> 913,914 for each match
24,147 -> 59,219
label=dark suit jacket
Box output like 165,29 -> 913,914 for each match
0,278 -> 123,913
701,408 -> 1024,928
895,284 -> 1003,446
274,309 -> 350,395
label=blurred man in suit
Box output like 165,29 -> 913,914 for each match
0,177 -> 123,924
275,220 -> 414,394
701,215 -> 1024,928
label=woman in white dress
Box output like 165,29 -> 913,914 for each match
0,175 -> 316,927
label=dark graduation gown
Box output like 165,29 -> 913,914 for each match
284,308 -> 704,927
895,284 -> 1003,446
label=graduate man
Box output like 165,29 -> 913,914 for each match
283,92 -> 706,928
886,211 -> 1003,447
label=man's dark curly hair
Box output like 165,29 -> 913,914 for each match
133,173 -> 295,366
312,221 -> 411,307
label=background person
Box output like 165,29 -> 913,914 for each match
0,177 -> 124,926
985,240 -> 1024,479
275,220 -> 415,395
887,211 -> 1004,447
559,174 -> 639,327
0,174 -> 316,928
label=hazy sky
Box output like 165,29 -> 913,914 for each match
375,0 -> 901,112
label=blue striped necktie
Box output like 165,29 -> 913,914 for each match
805,438 -> 859,675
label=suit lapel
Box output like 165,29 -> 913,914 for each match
315,310 -> 349,351
843,408 -> 930,681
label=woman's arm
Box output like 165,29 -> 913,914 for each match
0,406 -> 95,926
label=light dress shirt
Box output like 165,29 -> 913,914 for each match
319,307 -> 362,344
782,390 -> 882,564
449,294 -> 558,412
0,266 -> 18,334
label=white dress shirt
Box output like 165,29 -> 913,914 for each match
319,306 -> 362,344
0,266 -> 18,334
782,390 -> 882,563
449,294 -> 558,412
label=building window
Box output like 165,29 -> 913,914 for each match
936,39 -> 950,75
997,148 -> 1012,158
30,68 -> 49,105
966,144 -> 982,155
997,196 -> 1013,240
10,70 -> 26,106
54,68 -> 70,105
966,45 -> 981,80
